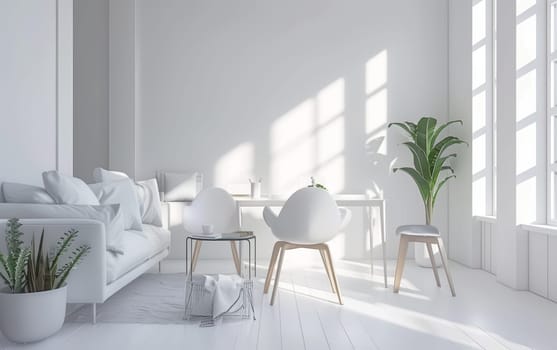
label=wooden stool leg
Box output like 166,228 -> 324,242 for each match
426,242 -> 441,287
264,242 -> 282,294
323,245 -> 343,305
437,237 -> 456,297
320,247 -> 337,294
270,247 -> 286,305
192,241 -> 202,272
393,235 -> 409,293
230,242 -> 242,274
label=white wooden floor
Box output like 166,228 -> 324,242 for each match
1,258 -> 556,350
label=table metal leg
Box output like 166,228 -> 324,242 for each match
239,239 -> 243,277
368,206 -> 374,276
380,201 -> 387,288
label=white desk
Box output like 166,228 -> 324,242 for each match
235,194 -> 388,288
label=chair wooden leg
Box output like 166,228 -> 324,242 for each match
426,242 -> 441,287
192,241 -> 202,272
264,242 -> 282,294
270,247 -> 286,306
436,237 -> 456,297
393,235 -> 409,293
320,247 -> 337,294
230,241 -> 241,274
323,245 -> 343,305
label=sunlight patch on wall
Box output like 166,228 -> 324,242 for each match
365,50 -> 388,151
366,89 -> 387,140
365,50 -> 387,95
215,142 -> 254,188
316,117 -> 345,193
270,79 -> 346,194
317,78 -> 344,125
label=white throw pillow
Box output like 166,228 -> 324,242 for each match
92,168 -> 144,212
91,168 -> 163,227
2,182 -> 55,204
164,172 -> 200,201
92,167 -> 128,183
0,203 -> 125,254
42,171 -> 99,205
136,179 -> 163,227
89,179 -> 143,231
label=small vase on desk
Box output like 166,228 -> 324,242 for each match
250,182 -> 261,198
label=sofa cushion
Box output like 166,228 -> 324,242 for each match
89,179 -> 143,231
91,168 -> 163,227
42,171 -> 99,205
2,182 -> 55,204
135,179 -> 163,227
92,168 -> 128,183
0,203 -> 125,254
106,224 -> 170,283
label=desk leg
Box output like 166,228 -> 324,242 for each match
380,201 -> 387,288
367,206 -> 374,276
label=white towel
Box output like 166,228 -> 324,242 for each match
212,274 -> 245,319
186,274 -> 245,319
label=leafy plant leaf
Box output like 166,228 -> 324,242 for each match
393,167 -> 430,202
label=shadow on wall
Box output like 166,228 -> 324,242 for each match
135,0 -> 448,259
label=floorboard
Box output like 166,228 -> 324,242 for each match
1,259 -> 556,350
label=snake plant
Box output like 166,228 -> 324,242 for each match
0,219 -> 31,293
0,218 -> 90,293
389,117 -> 466,224
26,228 -> 91,292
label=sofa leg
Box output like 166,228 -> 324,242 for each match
92,303 -> 97,324
158,261 -> 162,273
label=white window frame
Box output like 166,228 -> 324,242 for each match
548,0 -> 557,225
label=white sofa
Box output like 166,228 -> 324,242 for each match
0,206 -> 170,322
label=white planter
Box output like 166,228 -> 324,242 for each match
414,242 -> 442,268
0,285 -> 67,343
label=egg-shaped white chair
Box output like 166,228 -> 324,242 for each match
183,187 -> 241,273
263,187 -> 352,305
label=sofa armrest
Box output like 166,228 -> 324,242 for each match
0,218 -> 107,303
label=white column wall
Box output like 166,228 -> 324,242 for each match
108,0 -> 136,177
0,0 -> 73,186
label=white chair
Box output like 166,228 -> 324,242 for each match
393,225 -> 456,296
263,187 -> 352,305
183,187 -> 241,273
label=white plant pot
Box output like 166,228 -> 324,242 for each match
414,242 -> 442,268
0,285 -> 67,343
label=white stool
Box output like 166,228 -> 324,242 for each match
393,225 -> 455,297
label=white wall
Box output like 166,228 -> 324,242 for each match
73,0 -> 109,182
0,0 -> 73,186
111,0 -> 450,260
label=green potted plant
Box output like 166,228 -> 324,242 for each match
0,218 -> 90,343
389,117 -> 466,266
